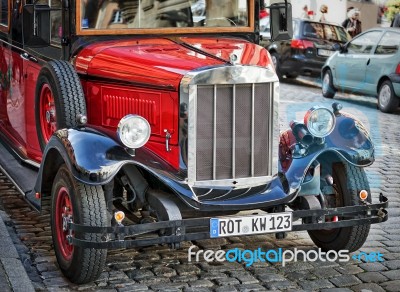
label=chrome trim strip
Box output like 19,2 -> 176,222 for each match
251,83 -> 255,177
232,84 -> 236,178
213,85 -> 217,180
0,164 -> 26,197
187,84 -> 198,183
268,84 -> 273,175
272,82 -> 280,174
192,176 -> 273,189
197,188 -> 214,198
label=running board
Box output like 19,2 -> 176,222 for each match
0,140 -> 40,211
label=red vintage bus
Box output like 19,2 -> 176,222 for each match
0,0 -> 387,284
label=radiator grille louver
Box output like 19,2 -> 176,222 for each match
195,83 -> 272,182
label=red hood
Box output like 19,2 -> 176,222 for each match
75,37 -> 271,90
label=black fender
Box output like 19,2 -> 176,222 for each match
34,127 -> 187,196
279,112 -> 374,193
34,127 -> 292,211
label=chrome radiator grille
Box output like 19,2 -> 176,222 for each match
195,83 -> 273,181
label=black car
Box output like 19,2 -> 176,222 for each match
266,18 -> 351,79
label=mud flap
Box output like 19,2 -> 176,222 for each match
147,190 -> 184,248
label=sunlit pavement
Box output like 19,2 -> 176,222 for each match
0,78 -> 399,291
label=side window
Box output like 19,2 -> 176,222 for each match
347,31 -> 381,54
50,0 -> 62,45
0,0 -> 9,27
303,22 -> 323,39
335,26 -> 350,42
375,31 -> 400,55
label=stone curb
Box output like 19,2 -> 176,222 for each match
0,210 -> 35,292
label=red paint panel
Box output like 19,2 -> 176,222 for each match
180,37 -> 272,67
76,38 -> 227,89
85,81 -> 179,168
102,86 -> 161,135
24,62 -> 42,161
86,82 -> 177,144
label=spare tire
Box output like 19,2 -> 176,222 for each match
35,60 -> 86,151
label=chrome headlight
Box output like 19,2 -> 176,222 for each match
117,115 -> 151,149
304,106 -> 335,138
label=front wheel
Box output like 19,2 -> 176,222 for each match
321,69 -> 336,99
308,162 -> 371,252
378,80 -> 399,113
51,165 -> 108,284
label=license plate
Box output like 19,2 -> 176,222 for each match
210,213 -> 292,238
318,49 -> 333,57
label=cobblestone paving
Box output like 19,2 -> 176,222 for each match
0,79 -> 399,291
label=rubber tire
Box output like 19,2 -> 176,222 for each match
270,52 -> 282,79
307,162 -> 371,252
285,73 -> 298,79
51,165 -> 108,284
35,60 -> 86,151
321,69 -> 336,99
378,80 -> 399,113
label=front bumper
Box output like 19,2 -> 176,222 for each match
66,194 -> 388,249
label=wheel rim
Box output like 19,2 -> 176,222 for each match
379,84 -> 391,108
55,187 -> 74,261
39,84 -> 57,143
322,72 -> 330,95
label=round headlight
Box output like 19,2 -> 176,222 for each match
117,115 -> 151,149
304,106 -> 335,138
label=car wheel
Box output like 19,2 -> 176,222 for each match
35,61 -> 86,151
51,165 -> 108,284
378,80 -> 399,113
285,73 -> 298,79
321,69 -> 336,99
307,162 -> 371,252
270,52 -> 282,79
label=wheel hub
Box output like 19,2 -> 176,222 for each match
55,187 -> 74,260
322,73 -> 329,94
62,211 -> 72,232
46,109 -> 55,123
379,84 -> 390,106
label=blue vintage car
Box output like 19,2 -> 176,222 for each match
322,27 -> 400,113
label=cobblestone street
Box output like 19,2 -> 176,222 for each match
0,80 -> 399,292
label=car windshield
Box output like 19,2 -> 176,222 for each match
79,0 -> 250,33
302,22 -> 349,42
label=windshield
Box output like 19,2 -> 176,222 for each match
79,0 -> 251,33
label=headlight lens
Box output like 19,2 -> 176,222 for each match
117,115 -> 151,149
304,107 -> 335,138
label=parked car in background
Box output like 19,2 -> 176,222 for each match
259,16 -> 271,46
265,18 -> 351,79
322,27 -> 400,113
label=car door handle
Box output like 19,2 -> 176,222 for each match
20,53 -> 38,63
367,59 -> 370,65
